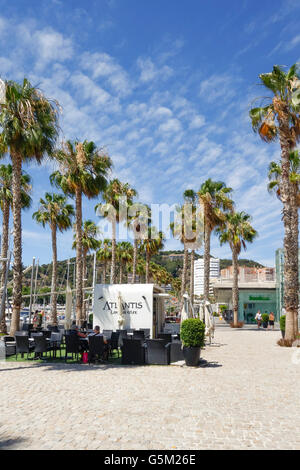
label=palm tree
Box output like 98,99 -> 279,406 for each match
96,238 -> 111,283
140,227 -> 165,283
116,241 -> 133,283
128,203 -> 148,284
249,64 -> 300,341
73,219 -> 101,319
198,179 -> 233,301
217,211 -> 257,326
33,193 -> 74,325
51,140 -> 111,325
182,189 -> 203,303
0,164 -> 32,334
268,150 -> 300,335
0,78 -> 59,335
95,179 -> 136,284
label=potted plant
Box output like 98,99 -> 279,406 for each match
262,313 -> 269,329
280,315 -> 286,338
180,318 -> 205,367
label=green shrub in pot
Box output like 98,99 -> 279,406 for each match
280,315 -> 286,337
180,318 -> 205,366
262,313 -> 269,327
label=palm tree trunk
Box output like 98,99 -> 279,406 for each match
146,251 -> 150,283
50,223 -> 58,325
232,247 -> 239,326
82,248 -> 88,322
291,186 -> 299,336
132,238 -> 138,284
203,223 -> 211,301
190,249 -> 194,304
180,243 -> 188,311
110,219 -> 116,284
75,188 -> 83,326
0,199 -> 9,334
103,260 -> 107,284
9,151 -> 22,336
276,100 -> 298,341
119,262 -> 123,284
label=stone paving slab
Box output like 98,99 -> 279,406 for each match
0,326 -> 299,450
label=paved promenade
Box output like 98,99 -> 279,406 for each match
0,325 -> 299,450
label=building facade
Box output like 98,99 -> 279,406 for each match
194,258 -> 220,296
213,279 -> 277,323
221,266 -> 275,282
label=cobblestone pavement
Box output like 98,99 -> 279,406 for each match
0,325 -> 299,450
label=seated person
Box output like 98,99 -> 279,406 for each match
89,325 -> 110,359
88,325 -> 108,344
70,324 -> 88,351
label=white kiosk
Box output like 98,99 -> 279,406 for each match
93,284 -> 168,338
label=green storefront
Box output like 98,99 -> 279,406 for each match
238,290 -> 277,323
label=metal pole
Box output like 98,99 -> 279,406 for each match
33,258 -> 39,310
28,257 -> 35,325
66,259 -> 70,288
0,251 -> 11,326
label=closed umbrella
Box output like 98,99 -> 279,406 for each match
180,293 -> 190,322
65,285 -> 73,329
117,291 -> 125,329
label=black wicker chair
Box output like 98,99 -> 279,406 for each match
33,336 -> 53,359
157,333 -> 172,343
169,341 -> 184,363
50,332 -> 64,358
88,335 -> 107,363
3,336 -> 16,357
133,330 -> 145,340
139,328 -> 150,338
47,325 -> 59,332
65,334 -> 81,362
110,331 -> 120,357
145,339 -> 171,365
15,335 -> 34,360
121,338 -> 145,365
103,329 -> 113,340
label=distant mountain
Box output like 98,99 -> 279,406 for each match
9,250 -> 264,295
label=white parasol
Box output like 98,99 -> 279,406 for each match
117,291 -> 125,329
64,284 -> 73,329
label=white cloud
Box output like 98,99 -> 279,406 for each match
137,57 -> 173,83
80,52 -> 132,97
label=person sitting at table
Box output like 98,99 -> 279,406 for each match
70,324 -> 87,338
89,325 -> 110,359
88,325 -> 108,344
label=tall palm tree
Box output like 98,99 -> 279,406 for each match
95,179 -> 136,284
182,189 -> 203,303
249,64 -> 300,341
0,164 -> 32,334
198,179 -> 233,301
217,211 -> 257,326
268,150 -> 300,335
116,241 -> 133,283
51,140 -> 111,325
128,203 -> 148,284
96,238 -> 111,283
73,219 -> 101,319
33,193 -> 74,325
0,78 -> 59,335
140,227 -> 165,283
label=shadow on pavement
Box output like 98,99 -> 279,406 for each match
0,437 -> 27,449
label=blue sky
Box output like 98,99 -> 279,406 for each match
0,0 -> 300,267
